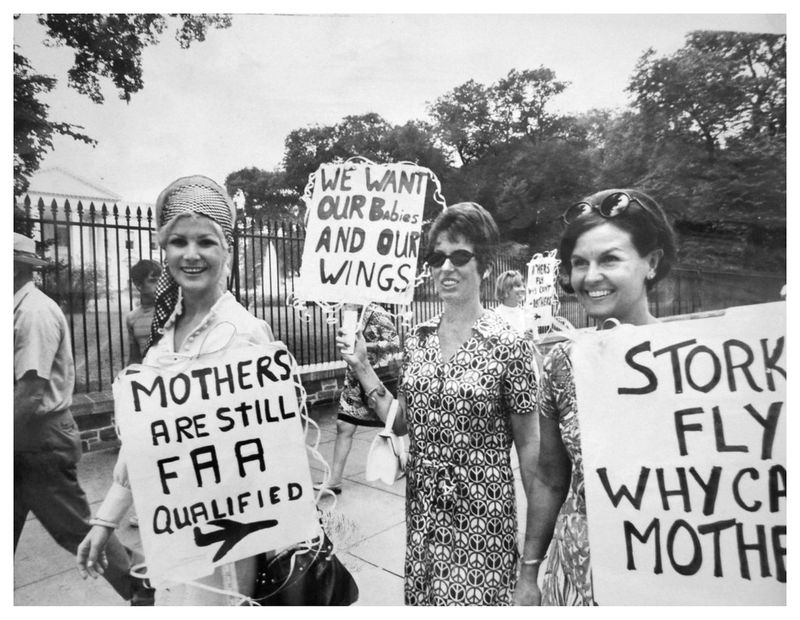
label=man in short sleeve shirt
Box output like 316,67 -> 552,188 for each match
13,233 -> 151,604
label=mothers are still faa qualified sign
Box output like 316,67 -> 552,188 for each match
113,343 -> 318,587
296,162 -> 429,305
572,302 -> 785,605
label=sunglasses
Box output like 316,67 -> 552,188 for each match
562,191 -> 658,225
425,249 -> 475,268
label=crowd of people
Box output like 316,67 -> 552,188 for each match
15,176 -> 681,605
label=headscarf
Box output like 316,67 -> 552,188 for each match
145,175 -> 236,353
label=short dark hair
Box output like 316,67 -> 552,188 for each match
425,202 -> 499,275
130,259 -> 162,287
558,189 -> 677,294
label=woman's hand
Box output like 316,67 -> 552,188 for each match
336,327 -> 368,371
76,525 -> 113,579
513,569 -> 542,605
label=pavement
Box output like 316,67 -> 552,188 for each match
13,401 -> 528,606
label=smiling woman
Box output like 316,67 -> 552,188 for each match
335,202 -> 541,606
76,175 -> 283,605
514,188 -> 677,606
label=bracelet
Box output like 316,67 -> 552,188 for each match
520,557 -> 544,566
89,517 -> 119,529
365,383 -> 386,401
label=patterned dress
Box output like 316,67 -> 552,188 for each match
538,341 -> 596,605
338,304 -> 399,426
400,311 -> 538,605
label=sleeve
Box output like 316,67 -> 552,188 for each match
502,334 -> 538,416
539,342 -> 570,421
93,448 -> 134,526
397,331 -> 415,400
372,308 -> 399,351
14,306 -> 61,381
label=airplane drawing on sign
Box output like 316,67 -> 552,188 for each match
194,518 -> 279,561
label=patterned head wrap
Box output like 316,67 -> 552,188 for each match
145,175 -> 236,353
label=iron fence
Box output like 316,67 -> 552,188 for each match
15,196 -> 785,395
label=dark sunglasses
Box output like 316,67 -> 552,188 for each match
562,191 -> 658,225
425,249 -> 475,268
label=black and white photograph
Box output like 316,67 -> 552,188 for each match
12,4 -> 788,607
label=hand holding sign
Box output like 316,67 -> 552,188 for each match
113,343 -> 319,588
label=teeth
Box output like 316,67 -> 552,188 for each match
587,290 -> 611,298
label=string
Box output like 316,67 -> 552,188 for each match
117,329 -> 336,603
293,156 -> 446,319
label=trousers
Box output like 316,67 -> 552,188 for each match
14,410 -> 134,601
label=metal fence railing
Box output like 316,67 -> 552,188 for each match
15,195 -> 785,395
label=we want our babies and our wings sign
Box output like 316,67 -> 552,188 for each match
295,161 -> 429,306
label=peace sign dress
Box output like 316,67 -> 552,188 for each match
400,311 -> 538,605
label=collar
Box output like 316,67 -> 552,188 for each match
415,309 -> 499,340
162,289 -> 233,332
14,280 -> 37,310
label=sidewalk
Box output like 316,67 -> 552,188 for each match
13,401 -> 528,606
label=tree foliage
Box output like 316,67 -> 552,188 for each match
14,52 -> 95,195
428,67 -> 570,165
14,13 -> 231,195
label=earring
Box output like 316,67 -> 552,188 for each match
647,271 -> 655,280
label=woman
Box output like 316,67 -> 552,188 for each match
513,188 -> 676,605
493,270 -> 526,335
318,302 -> 399,494
338,202 -> 539,605
76,175 -> 275,604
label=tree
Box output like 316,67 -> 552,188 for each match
627,31 -> 786,162
14,52 -> 95,195
14,13 -> 232,194
225,167 -> 299,220
428,67 -> 570,165
428,79 -> 494,165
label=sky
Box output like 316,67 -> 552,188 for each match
12,7 -> 789,204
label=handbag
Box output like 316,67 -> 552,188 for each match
365,399 -> 408,485
251,532 -> 358,606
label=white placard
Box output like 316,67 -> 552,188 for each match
113,343 -> 319,587
295,162 -> 428,305
572,302 -> 786,605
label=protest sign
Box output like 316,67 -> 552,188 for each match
113,343 -> 319,587
572,302 -> 786,605
295,162 -> 429,306
523,250 -> 559,333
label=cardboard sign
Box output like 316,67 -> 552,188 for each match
113,343 -> 319,587
524,250 -> 559,332
295,162 -> 428,305
572,302 -> 786,605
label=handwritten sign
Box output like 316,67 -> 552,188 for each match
295,162 -> 428,305
572,302 -> 786,604
524,250 -> 559,333
113,343 -> 319,587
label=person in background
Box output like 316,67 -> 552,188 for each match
76,175 -> 278,605
338,202 -> 539,605
316,302 -> 399,494
125,259 -> 161,365
124,259 -> 161,528
14,232 -> 154,605
513,189 -> 677,605
493,269 -> 527,335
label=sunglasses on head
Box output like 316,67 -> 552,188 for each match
562,191 -> 658,225
425,249 -> 475,268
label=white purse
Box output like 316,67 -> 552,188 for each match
365,400 -> 408,485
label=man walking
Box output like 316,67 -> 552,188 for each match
14,232 -> 153,605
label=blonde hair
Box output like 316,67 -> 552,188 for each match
495,270 -> 524,302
